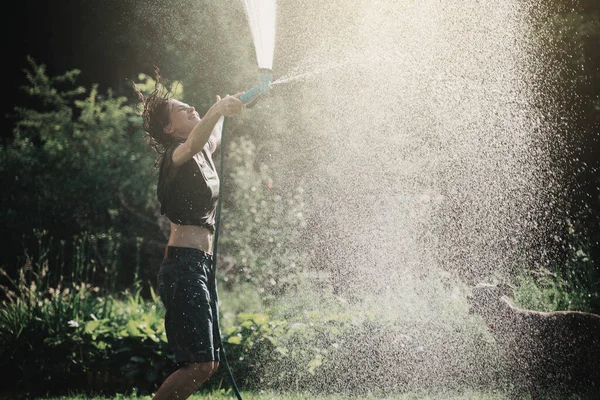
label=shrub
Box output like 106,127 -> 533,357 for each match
0,243 -> 504,398
220,281 -> 504,396
0,231 -> 174,396
513,268 -> 596,313
0,58 -> 160,289
219,136 -> 309,302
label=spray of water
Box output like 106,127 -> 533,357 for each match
240,0 -> 560,394
269,0 -> 552,283
241,0 -> 277,70
271,60 -> 352,86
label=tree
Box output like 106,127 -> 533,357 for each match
1,58 -> 161,284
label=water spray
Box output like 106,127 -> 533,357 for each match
213,1 -> 277,399
238,0 -> 276,107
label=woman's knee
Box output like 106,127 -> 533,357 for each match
182,361 -> 215,379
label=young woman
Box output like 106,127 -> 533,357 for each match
134,69 -> 244,399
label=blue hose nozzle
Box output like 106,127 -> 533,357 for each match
240,69 -> 272,107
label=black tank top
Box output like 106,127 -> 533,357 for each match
157,140 -> 219,232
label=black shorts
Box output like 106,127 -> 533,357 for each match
157,246 -> 221,364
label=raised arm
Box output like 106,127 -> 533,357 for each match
208,100 -> 225,153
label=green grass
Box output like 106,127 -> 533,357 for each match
27,389 -> 509,400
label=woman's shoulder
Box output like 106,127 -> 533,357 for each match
158,140 -> 186,178
161,139 -> 185,163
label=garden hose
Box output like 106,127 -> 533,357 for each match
212,116 -> 244,400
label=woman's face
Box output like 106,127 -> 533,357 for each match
163,99 -> 200,138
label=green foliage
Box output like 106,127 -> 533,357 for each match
0,236 -> 502,397
1,57 -> 159,285
531,218 -> 600,313
218,281 -> 266,330
81,286 -> 172,394
0,231 -> 173,396
219,283 -> 502,396
222,307 -> 350,391
133,72 -> 184,104
507,218 -> 597,313
513,268 -> 595,313
219,136 -> 309,301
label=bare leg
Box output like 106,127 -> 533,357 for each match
152,361 -> 219,400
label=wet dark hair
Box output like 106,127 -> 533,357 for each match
132,67 -> 176,159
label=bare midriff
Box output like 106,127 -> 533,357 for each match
166,222 -> 214,255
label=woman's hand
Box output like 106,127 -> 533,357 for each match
216,93 -> 244,116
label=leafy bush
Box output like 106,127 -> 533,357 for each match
0,236 -> 503,398
0,231 -> 174,396
512,218 -> 599,314
219,136 -> 309,302
0,58 -> 160,288
221,281 -> 504,396
513,268 -> 596,313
